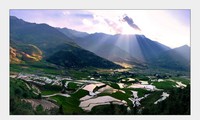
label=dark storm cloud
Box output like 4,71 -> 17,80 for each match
123,15 -> 141,31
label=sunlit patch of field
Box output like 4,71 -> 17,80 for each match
114,62 -> 133,69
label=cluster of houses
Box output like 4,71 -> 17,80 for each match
13,73 -> 73,86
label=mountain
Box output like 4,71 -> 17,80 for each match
10,16 -> 122,69
172,45 -> 190,61
10,45 -> 42,64
10,16 -> 77,54
10,16 -> 190,71
59,27 -> 190,72
152,45 -> 190,71
57,28 -> 89,39
135,35 -> 171,61
46,44 -> 121,69
58,29 -> 145,68
10,39 -> 43,63
59,28 -> 170,63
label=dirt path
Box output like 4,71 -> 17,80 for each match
42,93 -> 70,98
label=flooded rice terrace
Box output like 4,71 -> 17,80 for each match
11,72 -> 189,113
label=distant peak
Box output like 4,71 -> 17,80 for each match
10,16 -> 17,19
180,44 -> 190,48
10,16 -> 24,21
173,44 -> 190,51
183,44 -> 190,47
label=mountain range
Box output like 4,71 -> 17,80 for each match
10,16 -> 190,71
152,45 -> 190,71
10,16 -> 121,69
58,27 -> 190,71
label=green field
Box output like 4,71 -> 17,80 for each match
10,64 -> 190,115
41,90 -> 59,95
121,88 -> 151,98
98,91 -> 133,106
10,63 -> 62,75
71,89 -> 89,99
140,91 -> 163,107
152,80 -> 177,90
171,77 -> 190,85
50,95 -> 85,114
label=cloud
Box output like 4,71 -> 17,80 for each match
82,19 -> 93,26
92,14 -> 123,34
63,10 -> 94,19
104,19 -> 123,34
122,15 -> 141,31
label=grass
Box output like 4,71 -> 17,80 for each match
109,82 -> 120,89
68,82 -> 78,90
90,104 -> 128,115
50,95 -> 85,114
135,75 -> 149,81
171,77 -> 190,85
10,63 -> 62,75
37,84 -> 62,93
121,88 -> 151,98
71,89 -> 89,99
68,69 -> 91,79
152,80 -> 177,90
98,91 -> 132,106
140,91 -> 163,107
41,90 -> 58,95
134,88 -> 151,97
10,78 -> 37,98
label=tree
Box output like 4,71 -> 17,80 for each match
59,104 -> 64,115
35,104 -> 46,115
37,93 -> 42,99
141,85 -> 190,115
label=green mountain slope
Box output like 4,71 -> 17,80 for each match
58,27 -> 190,72
152,45 -> 190,71
58,28 -> 145,68
10,16 -> 121,69
10,16 -> 77,53
46,44 -> 122,69
10,40 -> 43,63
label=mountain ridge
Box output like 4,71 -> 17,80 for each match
10,16 -> 190,71
58,26 -> 190,71
10,16 -> 122,69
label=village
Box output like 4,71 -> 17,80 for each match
10,70 -> 188,113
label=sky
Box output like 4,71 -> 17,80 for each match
10,10 -> 190,48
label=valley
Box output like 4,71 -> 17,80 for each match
10,63 -> 190,115
10,15 -> 190,115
